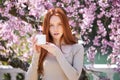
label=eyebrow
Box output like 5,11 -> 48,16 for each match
50,22 -> 62,25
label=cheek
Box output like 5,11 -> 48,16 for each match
49,29 -> 53,36
49,27 -> 53,32
60,27 -> 64,34
49,28 -> 56,38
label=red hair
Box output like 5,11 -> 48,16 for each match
38,7 -> 77,74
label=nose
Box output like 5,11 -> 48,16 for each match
53,26 -> 58,31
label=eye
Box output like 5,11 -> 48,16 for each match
58,23 -> 63,26
50,24 -> 53,27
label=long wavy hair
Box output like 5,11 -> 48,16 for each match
37,7 -> 77,74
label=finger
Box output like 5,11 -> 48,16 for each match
46,42 -> 54,46
31,34 -> 36,41
33,39 -> 37,45
32,37 -> 37,46
46,42 -> 49,44
40,44 -> 48,50
35,45 -> 41,53
46,42 -> 52,45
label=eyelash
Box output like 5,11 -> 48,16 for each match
50,24 -> 62,26
58,23 -> 62,25
50,25 -> 53,26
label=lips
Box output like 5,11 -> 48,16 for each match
53,33 -> 59,35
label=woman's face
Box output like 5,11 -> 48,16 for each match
49,15 -> 64,41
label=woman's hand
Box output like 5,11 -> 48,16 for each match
31,35 -> 41,54
40,42 -> 61,56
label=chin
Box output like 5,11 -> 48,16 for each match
53,36 -> 61,40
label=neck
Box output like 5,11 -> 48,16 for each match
53,39 -> 65,46
53,39 -> 60,46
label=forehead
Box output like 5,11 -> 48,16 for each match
50,15 -> 62,24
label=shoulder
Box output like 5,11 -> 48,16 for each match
71,43 -> 84,56
72,43 -> 84,50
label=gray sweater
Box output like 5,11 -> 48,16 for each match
26,43 -> 84,80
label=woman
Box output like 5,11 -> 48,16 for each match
26,7 -> 84,80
